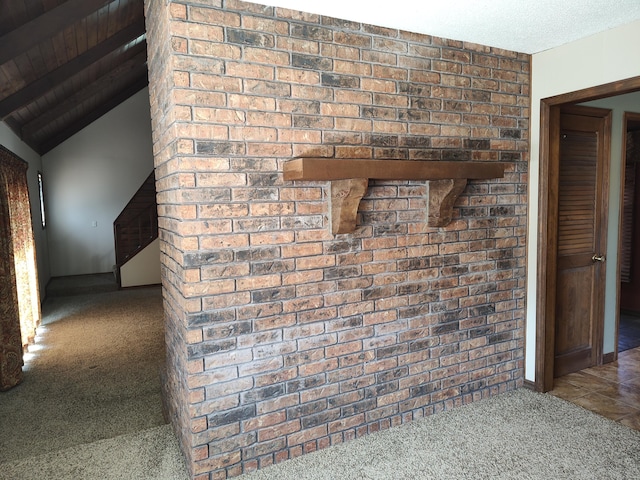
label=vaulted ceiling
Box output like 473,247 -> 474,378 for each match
0,0 -> 147,155
3,1 -> 640,156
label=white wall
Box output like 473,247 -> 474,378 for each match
527,20 -> 640,382
0,122 -> 50,297
43,88 -> 154,276
120,238 -> 161,288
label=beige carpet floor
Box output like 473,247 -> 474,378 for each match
3,387 -> 639,480
242,388 -> 640,480
0,284 -> 187,478
2,283 -> 639,479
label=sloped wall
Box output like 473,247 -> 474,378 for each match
145,1 -> 529,478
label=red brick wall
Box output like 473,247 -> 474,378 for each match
144,1 -> 529,478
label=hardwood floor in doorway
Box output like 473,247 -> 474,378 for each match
549,346 -> 640,431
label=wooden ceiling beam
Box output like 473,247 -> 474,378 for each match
0,21 -> 146,119
36,74 -> 149,154
0,0 -> 116,66
21,48 -> 147,140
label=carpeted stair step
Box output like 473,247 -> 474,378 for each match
45,273 -> 118,297
0,425 -> 188,480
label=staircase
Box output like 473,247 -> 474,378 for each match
113,172 -> 158,287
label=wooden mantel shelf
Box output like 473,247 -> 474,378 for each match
283,158 -> 507,234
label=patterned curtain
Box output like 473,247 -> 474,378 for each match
0,146 -> 41,391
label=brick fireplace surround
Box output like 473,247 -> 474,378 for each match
144,1 -> 529,478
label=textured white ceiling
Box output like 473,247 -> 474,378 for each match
253,0 -> 640,53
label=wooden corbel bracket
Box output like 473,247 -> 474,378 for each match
329,178 -> 369,234
283,158 -> 507,234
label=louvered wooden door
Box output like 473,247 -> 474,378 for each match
554,108 -> 609,377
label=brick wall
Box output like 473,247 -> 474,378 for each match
144,1 -> 530,478
144,0 -> 194,463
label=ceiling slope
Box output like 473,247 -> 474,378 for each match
3,1 -> 640,155
0,0 -> 147,155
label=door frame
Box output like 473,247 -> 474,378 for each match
535,76 -> 640,392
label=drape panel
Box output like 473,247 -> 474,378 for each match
0,146 -> 41,391
0,164 -> 22,391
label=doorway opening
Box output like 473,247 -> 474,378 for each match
618,113 -> 640,352
536,76 -> 640,392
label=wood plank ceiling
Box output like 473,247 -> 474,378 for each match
0,0 -> 147,155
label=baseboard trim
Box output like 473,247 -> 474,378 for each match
603,352 -> 616,364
